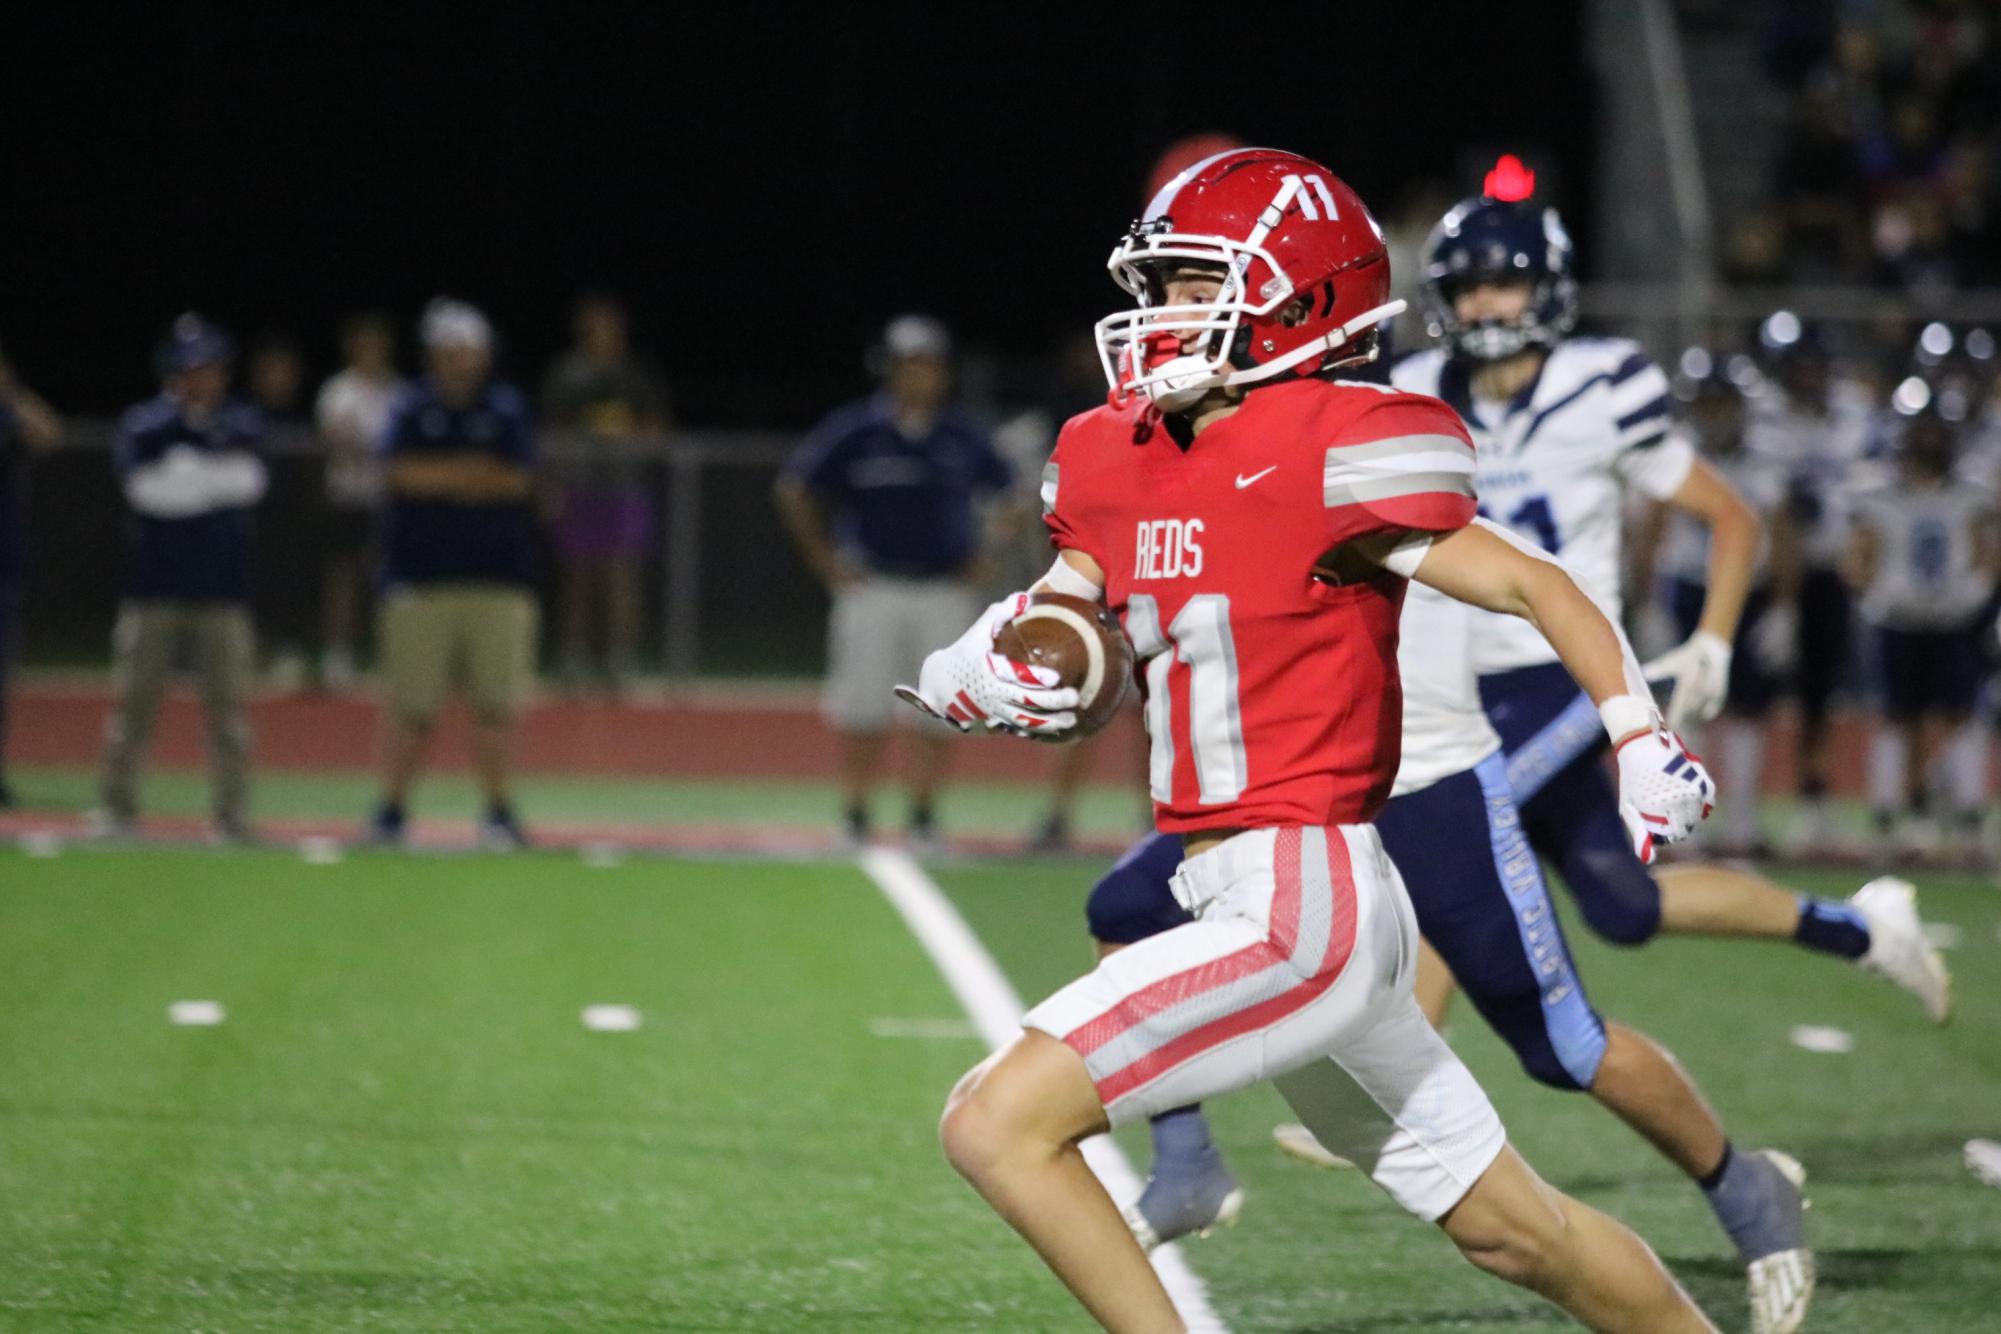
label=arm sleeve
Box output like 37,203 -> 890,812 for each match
784,412 -> 853,496
1604,349 -> 1673,450
1040,425 -> 1087,555
1613,426 -> 1697,501
1321,394 -> 1479,545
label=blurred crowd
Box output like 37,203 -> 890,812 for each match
1729,0 -> 2001,289
1,127 -> 1998,861
1630,312 -> 2001,865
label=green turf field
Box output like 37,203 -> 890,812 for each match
2,842 -> 1996,1331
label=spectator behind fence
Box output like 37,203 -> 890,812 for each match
540,293 -> 668,696
368,299 -> 538,851
775,315 -> 1012,850
247,336 -> 307,425
93,315 -> 266,842
315,313 -> 403,691
0,348 -> 63,808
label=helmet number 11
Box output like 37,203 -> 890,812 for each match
1126,593 -> 1247,805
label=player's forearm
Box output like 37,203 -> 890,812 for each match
4,386 -> 62,451
1513,556 -> 1652,710
771,478 -> 844,585
388,455 -> 529,501
1694,496 -> 1758,642
1415,520 -> 1652,721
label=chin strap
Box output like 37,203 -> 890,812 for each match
1220,300 -> 1407,390
1123,298 -> 1409,409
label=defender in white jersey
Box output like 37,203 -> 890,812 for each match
1745,314 -> 1877,847
1844,407 -> 2001,857
1396,181 -> 1949,1013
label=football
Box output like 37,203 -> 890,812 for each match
990,593 -> 1135,741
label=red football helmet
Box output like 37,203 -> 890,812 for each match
1097,148 -> 1402,411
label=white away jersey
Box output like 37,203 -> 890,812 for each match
1740,379 -> 1874,567
1850,481 -> 1996,630
1393,338 -> 1696,675
1392,580 -> 1502,798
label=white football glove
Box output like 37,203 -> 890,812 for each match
893,593 -> 1081,738
1749,601 -> 1798,674
1642,630 -> 1732,732
1612,718 -> 1715,864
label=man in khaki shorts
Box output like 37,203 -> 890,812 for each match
95,315 -> 266,842
775,315 -> 1014,850
367,299 -> 539,850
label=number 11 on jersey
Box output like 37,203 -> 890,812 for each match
1126,593 -> 1248,805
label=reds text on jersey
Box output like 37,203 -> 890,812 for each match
1042,378 -> 1477,833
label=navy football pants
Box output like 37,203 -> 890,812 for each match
1480,661 -> 1663,945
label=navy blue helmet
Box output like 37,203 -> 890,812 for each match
1420,164 -> 1577,363
153,312 -> 236,377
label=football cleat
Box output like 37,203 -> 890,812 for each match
1746,1150 -> 1814,1334
1122,1157 -> 1244,1252
1271,1122 -> 1356,1170
1853,876 -> 1952,1023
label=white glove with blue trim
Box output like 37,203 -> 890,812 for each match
1608,700 -> 1715,864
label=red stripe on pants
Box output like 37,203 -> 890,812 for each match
1071,829 -> 1360,1105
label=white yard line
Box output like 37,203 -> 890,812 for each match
859,846 -> 1229,1334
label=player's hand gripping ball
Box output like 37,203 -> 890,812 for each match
895,592 -> 1133,742
989,593 -> 1135,742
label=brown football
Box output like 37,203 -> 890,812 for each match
990,593 -> 1136,741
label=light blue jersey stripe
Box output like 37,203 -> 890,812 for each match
1474,752 -> 1606,1087
1502,687 -> 1602,802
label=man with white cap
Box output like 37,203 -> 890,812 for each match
776,314 -> 1013,850
367,298 -> 539,850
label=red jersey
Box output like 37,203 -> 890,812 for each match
1043,378 -> 1477,833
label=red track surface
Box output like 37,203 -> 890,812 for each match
0,810 -> 1138,861
8,679 -> 1969,796
11,680 -> 1148,783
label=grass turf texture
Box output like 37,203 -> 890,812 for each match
3,847 -> 1996,1331
0,850 -> 1076,1331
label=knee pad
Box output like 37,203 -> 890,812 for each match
1567,849 -> 1662,946
1514,1020 -> 1606,1092
1085,855 -> 1190,946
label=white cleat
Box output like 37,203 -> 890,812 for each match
1748,1150 -> 1814,1334
1852,876 -> 1953,1023
1271,1122 -> 1355,1170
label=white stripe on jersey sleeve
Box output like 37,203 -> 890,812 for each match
1039,460 -> 1058,516
1323,434 -> 1476,508
1605,361 -> 1671,420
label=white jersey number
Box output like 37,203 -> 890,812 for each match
1127,593 -> 1247,805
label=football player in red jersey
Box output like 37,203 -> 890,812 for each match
901,149 -> 1718,1333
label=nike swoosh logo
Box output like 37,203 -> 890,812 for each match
1235,466 -> 1277,489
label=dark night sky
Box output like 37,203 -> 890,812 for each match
4,2 -> 1592,423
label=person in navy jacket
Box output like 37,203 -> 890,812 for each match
94,315 -> 266,840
